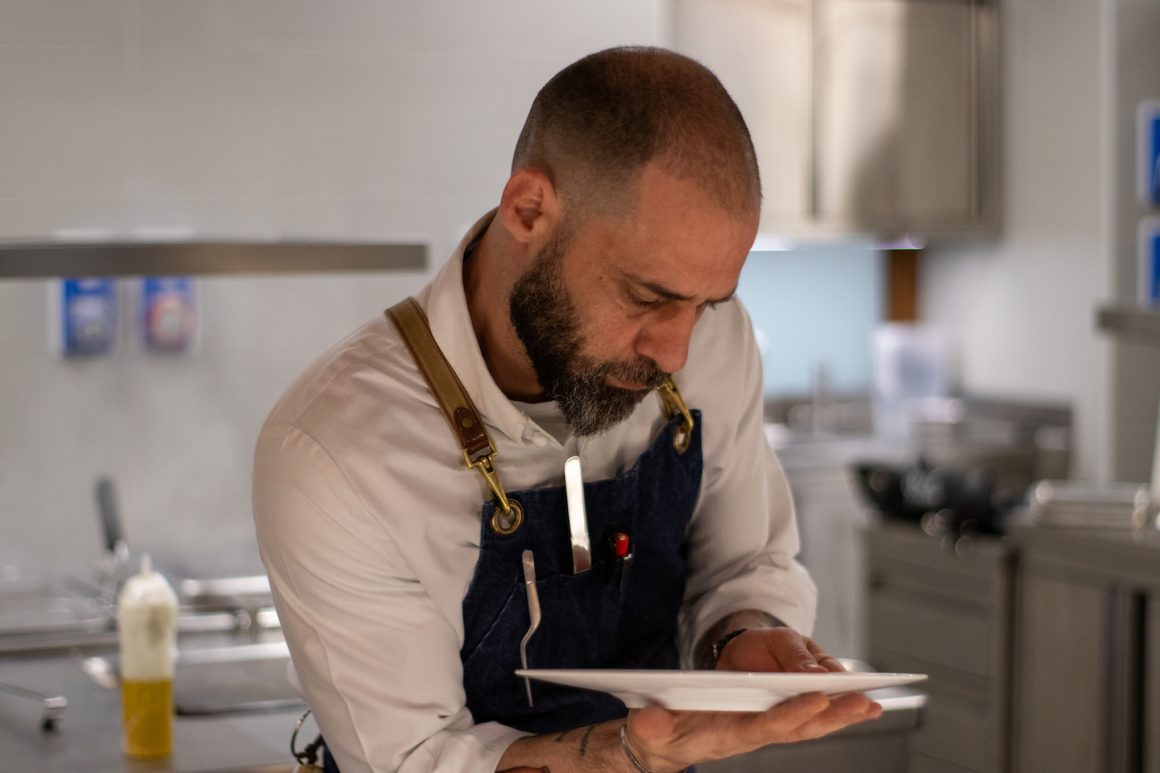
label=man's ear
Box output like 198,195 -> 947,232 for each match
497,168 -> 562,247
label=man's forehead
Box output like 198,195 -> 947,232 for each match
570,195 -> 755,291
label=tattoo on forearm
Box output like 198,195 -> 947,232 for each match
694,610 -> 786,669
578,724 -> 597,757
553,728 -> 573,742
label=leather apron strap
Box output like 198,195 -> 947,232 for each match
386,297 -> 525,535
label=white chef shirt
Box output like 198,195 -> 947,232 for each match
252,211 -> 816,773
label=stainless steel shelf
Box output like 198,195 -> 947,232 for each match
0,241 -> 426,278
1096,303 -> 1160,344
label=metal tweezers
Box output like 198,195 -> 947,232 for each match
519,549 -> 541,707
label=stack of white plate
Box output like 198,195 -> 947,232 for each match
1028,480 -> 1154,529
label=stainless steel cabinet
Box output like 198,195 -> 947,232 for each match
672,0 -> 998,236
1150,601 -> 1160,773
865,522 -> 1015,773
1011,527 -> 1160,773
1011,571 -> 1105,772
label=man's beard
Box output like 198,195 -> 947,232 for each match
509,233 -> 667,436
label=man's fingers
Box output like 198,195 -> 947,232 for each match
732,692 -> 830,740
803,638 -> 845,672
827,692 -> 874,714
792,698 -> 884,741
769,691 -> 831,726
772,694 -> 882,742
817,655 -> 845,672
766,631 -> 825,672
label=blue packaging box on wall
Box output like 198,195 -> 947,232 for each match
1140,100 -> 1160,208
59,278 -> 116,357
142,276 -> 197,353
1142,218 -> 1160,307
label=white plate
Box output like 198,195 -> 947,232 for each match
515,669 -> 927,712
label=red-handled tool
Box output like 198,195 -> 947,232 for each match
613,531 -> 633,592
613,532 -> 630,558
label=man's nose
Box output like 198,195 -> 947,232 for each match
634,305 -> 698,376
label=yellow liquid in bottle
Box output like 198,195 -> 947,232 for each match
121,678 -> 173,758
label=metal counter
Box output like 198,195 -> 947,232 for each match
0,630 -> 300,773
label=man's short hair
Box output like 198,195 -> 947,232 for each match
512,46 -> 761,221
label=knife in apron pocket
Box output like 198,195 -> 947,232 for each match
563,456 -> 593,574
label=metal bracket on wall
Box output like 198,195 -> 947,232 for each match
0,241 -> 427,278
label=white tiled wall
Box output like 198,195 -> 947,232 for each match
0,1 -> 663,579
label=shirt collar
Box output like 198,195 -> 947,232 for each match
416,209 -> 530,444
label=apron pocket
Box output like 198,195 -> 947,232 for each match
524,564 -> 625,669
461,574 -> 520,668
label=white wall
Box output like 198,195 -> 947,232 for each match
0,1 -> 663,578
921,0 -> 1115,480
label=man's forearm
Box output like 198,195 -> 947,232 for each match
693,609 -> 786,669
496,720 -> 636,773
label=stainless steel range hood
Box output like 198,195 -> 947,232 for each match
0,241 -> 427,278
672,0 -> 1000,238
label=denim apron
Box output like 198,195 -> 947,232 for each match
461,409 -> 703,734
321,299 -> 703,770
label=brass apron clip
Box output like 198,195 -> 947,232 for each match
464,443 -> 524,536
658,377 -> 695,454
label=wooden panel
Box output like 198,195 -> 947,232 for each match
1012,573 -> 1105,773
887,249 -> 920,322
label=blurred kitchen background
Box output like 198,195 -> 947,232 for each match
2,1 -> 1160,772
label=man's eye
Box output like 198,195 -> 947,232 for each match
628,293 -> 662,309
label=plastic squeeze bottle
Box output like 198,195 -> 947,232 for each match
116,553 -> 177,758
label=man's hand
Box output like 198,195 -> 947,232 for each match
714,626 -> 846,674
626,688 -> 881,772
625,626 -> 882,772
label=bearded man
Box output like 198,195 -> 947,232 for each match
253,46 -> 880,773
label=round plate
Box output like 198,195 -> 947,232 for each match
515,668 -> 927,712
